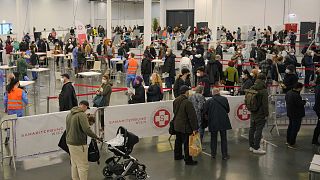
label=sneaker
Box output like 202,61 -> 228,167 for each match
252,148 -> 266,154
222,155 -> 230,160
185,160 -> 198,166
285,142 -> 289,145
249,147 -> 254,152
287,145 -> 297,149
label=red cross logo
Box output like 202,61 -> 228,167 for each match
236,104 -> 250,121
78,25 -> 83,30
153,109 -> 171,128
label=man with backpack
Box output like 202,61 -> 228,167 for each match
245,73 -> 269,154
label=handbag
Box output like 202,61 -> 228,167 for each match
58,130 -> 69,154
88,139 -> 100,164
93,95 -> 105,107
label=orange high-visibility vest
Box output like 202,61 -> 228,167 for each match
127,58 -> 138,75
7,87 -> 23,110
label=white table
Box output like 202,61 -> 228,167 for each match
27,68 -> 51,95
19,80 -> 35,87
78,72 -> 101,100
152,59 -> 164,73
0,65 -> 17,85
53,54 -> 66,72
35,52 -> 47,56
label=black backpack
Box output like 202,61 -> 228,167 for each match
88,139 -> 100,164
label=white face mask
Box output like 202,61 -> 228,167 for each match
241,75 -> 246,79
285,69 -> 290,74
102,79 -> 107,84
166,52 -> 169,55
311,52 -> 315,57
195,54 -> 201,58
196,73 -> 201,77
290,53 -> 295,55
250,73 -> 254,76
60,78 -> 64,83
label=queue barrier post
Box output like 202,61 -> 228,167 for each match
0,114 -> 17,171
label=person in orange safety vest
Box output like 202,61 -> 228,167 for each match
125,52 -> 138,87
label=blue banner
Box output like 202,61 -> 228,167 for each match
275,93 -> 317,118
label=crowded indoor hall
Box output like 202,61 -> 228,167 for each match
0,0 -> 320,179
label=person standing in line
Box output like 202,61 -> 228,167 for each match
248,73 -> 269,154
173,85 -> 198,165
204,88 -> 232,160
96,40 -> 103,56
125,52 -> 138,88
29,50 -> 39,80
285,82 -> 306,149
282,65 -> 299,94
313,73 -> 320,146
59,74 -> 78,112
196,67 -> 211,97
189,86 -> 206,142
141,54 -> 152,86
302,50 -> 315,88
66,100 -> 102,180
96,74 -> 112,131
224,61 -> 239,92
163,48 -> 176,91
72,44 -> 79,77
128,76 -> 145,104
173,68 -> 191,98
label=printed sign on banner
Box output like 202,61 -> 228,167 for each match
16,111 -> 68,158
226,96 -> 251,129
104,101 -> 173,140
275,94 -> 316,118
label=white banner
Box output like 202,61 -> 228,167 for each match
226,96 -> 251,129
16,108 -> 97,158
75,20 -> 86,35
104,101 -> 173,140
16,111 -> 68,158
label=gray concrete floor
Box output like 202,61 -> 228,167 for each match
0,49 -> 318,180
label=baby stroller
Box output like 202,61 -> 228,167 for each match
103,126 -> 148,180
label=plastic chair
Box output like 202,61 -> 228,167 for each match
91,61 -> 101,71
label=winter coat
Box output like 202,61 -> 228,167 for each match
283,73 -> 299,94
173,95 -> 198,134
29,54 -> 39,66
204,95 -> 232,132
302,55 -> 315,70
191,54 -> 205,73
129,84 -> 146,104
147,84 -> 163,102
163,54 -> 176,77
77,51 -> 86,64
66,107 -> 98,146
198,74 -> 211,97
189,93 -> 206,128
239,78 -> 254,95
216,45 -> 223,59
250,79 -> 269,121
59,82 -> 78,111
173,77 -> 191,98
285,89 -> 305,119
224,66 -> 239,83
100,82 -> 112,106
17,58 -> 32,79
141,58 -> 152,75
206,60 -> 223,84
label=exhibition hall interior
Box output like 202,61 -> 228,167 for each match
0,0 -> 320,179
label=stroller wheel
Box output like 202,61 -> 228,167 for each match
102,166 -> 113,178
135,169 -> 147,180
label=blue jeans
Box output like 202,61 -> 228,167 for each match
165,77 -> 174,89
32,72 -> 38,80
126,74 -> 136,87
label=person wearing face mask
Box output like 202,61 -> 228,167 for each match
65,39 -> 75,69
59,73 -> 78,112
196,67 -> 211,97
224,61 -> 239,92
54,42 -> 62,67
173,68 -> 191,98
192,49 -> 205,85
231,49 -> 244,78
285,82 -> 306,149
283,65 -> 299,94
128,76 -> 145,104
301,50 -> 315,88
163,49 -> 176,90
239,70 -> 254,95
125,52 -> 139,88
96,40 -> 103,56
141,54 -> 152,86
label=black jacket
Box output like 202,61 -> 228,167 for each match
285,89 -> 305,119
173,77 -> 191,98
250,79 -> 269,121
96,43 -> 103,55
191,55 -> 205,73
204,95 -> 232,132
150,47 -> 157,59
283,73 -> 299,94
141,58 -> 152,75
129,84 -> 145,104
173,95 -> 198,134
77,51 -> 86,64
198,74 -> 211,97
147,84 -> 162,102
163,54 -> 176,77
59,82 -> 78,111
314,85 -> 320,117
206,60 -> 223,84
216,45 -> 223,59
239,78 -> 254,95
29,54 -> 39,66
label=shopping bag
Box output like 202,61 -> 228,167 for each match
189,132 -> 202,157
88,139 -> 100,164
93,95 -> 105,107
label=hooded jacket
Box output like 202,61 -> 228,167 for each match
250,79 -> 269,121
66,107 -> 98,146
59,82 -> 78,111
191,54 -> 205,73
163,53 -> 176,78
206,59 -> 223,84
285,89 -> 305,119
